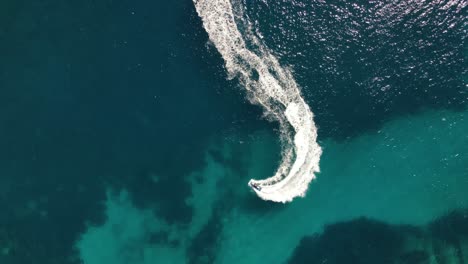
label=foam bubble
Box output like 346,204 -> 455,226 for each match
194,0 -> 322,202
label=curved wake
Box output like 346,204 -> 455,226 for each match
194,0 -> 322,202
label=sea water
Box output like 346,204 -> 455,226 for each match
0,0 -> 466,263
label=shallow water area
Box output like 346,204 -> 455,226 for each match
0,0 -> 466,263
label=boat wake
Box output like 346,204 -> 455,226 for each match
194,0 -> 322,202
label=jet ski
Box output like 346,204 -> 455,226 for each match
249,182 -> 262,191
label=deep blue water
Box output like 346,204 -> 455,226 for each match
0,0 -> 466,263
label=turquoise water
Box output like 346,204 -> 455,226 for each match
0,0 -> 467,263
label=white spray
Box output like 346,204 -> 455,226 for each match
194,0 -> 322,202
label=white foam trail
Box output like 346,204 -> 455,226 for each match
194,0 -> 322,202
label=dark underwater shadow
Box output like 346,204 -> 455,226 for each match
288,208 -> 468,264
